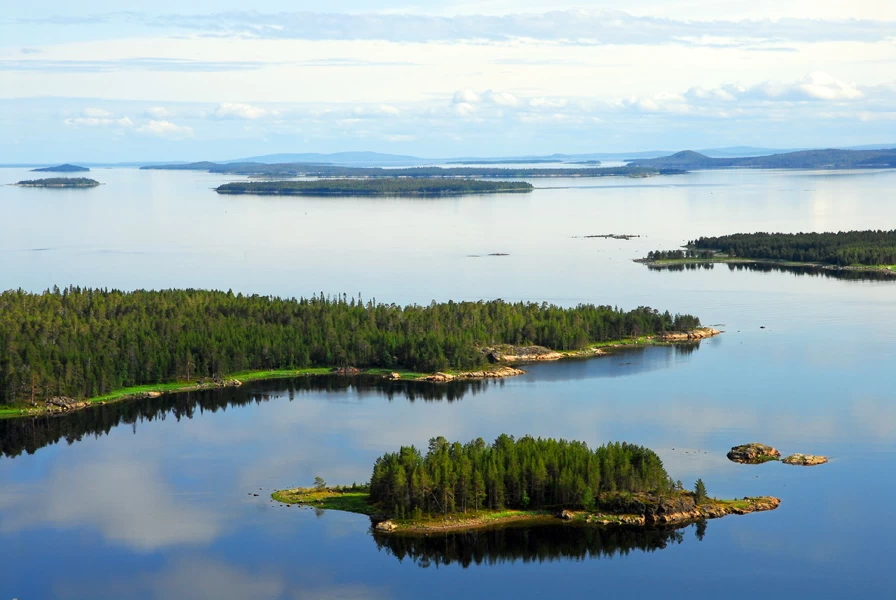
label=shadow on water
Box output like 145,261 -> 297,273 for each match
647,261 -> 895,281
0,375 -> 494,458
372,521 -> 707,568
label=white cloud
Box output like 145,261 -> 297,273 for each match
64,115 -> 133,128
146,106 -> 170,118
483,90 -> 520,106
214,102 -> 270,120
453,102 -> 477,117
136,119 -> 193,137
453,89 -> 481,105
384,134 -> 415,142
82,107 -> 114,118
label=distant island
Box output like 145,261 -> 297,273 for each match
0,288 -> 707,419
145,162 -> 682,178
30,164 -> 90,173
215,178 -> 533,196
273,435 -> 779,534
637,230 -> 896,275
628,148 -> 896,170
14,177 -> 100,188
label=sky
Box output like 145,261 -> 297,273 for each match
1,1 -> 895,162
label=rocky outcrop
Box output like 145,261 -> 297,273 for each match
556,509 -> 574,520
661,327 -> 721,341
374,520 -> 397,533
45,397 -> 90,412
782,453 -> 828,466
385,372 -> 401,381
588,495 -> 780,527
331,367 -> 361,376
727,443 -> 781,464
421,366 -> 526,382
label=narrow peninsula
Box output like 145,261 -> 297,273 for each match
14,177 -> 100,188
215,178 -> 533,196
273,435 -> 780,534
0,288 -> 714,419
31,164 -> 90,173
637,230 -> 896,276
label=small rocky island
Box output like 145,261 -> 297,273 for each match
728,443 -> 828,466
274,435 -> 779,535
215,178 -> 533,196
15,177 -> 100,188
31,164 -> 90,173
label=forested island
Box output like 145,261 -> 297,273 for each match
31,164 -> 90,173
638,230 -> 896,274
0,288 -> 709,417
273,435 -> 779,534
14,177 -> 100,188
215,178 -> 533,196
144,162 -> 682,178
629,148 -> 896,170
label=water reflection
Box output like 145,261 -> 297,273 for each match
373,522 -> 701,568
646,261 -> 895,282
0,376 -> 493,458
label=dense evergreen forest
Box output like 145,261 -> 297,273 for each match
0,288 -> 700,405
215,178 -> 533,195
690,230 -> 896,266
145,162 -> 682,178
369,435 -> 672,517
643,249 -> 716,261
15,177 -> 99,188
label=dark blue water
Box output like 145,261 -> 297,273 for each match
1,167 -> 895,598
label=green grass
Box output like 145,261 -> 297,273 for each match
272,488 -> 376,515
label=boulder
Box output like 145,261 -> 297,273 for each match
727,443 -> 781,464
332,366 -> 361,376
556,509 -> 574,520
374,520 -> 397,533
386,372 -> 401,381
782,453 -> 828,466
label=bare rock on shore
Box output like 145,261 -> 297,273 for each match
556,509 -> 574,520
332,366 -> 361,376
385,372 -> 401,380
374,520 -> 397,533
421,366 -> 525,383
727,443 -> 781,464
782,453 -> 828,466
661,327 -> 721,342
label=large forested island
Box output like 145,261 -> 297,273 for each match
629,148 -> 896,170
639,230 -> 896,274
14,177 -> 100,188
145,162 -> 683,178
31,164 -> 90,173
215,178 -> 533,196
273,435 -> 780,533
0,288 -> 705,417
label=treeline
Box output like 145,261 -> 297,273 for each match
369,435 -> 671,517
0,288 -> 700,404
644,249 -> 716,261
690,230 -> 896,266
215,178 -> 533,196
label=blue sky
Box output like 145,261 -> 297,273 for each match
2,1 -> 895,162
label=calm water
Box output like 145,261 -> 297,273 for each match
1,167 -> 895,598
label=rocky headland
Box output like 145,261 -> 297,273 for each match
727,443 -> 781,464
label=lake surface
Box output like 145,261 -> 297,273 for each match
1,167 -> 895,598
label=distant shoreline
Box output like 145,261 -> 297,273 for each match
635,256 -> 896,276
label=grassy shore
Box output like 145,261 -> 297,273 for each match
0,332 -> 712,420
271,486 -> 779,534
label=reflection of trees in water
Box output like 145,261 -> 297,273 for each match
373,523 -> 698,568
648,261 -> 894,282
673,343 -> 700,356
0,376 -> 489,458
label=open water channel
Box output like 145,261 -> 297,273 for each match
1,166 -> 895,598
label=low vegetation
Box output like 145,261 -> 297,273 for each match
215,178 -> 533,195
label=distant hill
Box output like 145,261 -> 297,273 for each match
31,164 -> 89,173
629,148 -> 896,170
